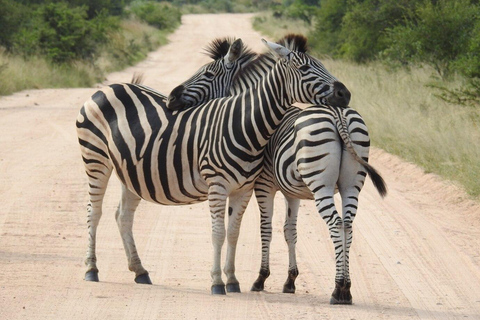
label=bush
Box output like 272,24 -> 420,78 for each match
339,0 -> 415,62
11,2 -> 117,63
308,0 -> 347,57
0,0 -> 30,49
129,1 -> 182,30
383,0 -> 479,79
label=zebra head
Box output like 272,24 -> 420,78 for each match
167,37 -> 256,110
263,37 -> 351,108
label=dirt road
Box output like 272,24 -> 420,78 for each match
1,14 -> 480,319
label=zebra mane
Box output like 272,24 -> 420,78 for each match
203,37 -> 255,61
276,34 -> 308,53
231,53 -> 275,87
230,34 -> 309,92
131,72 -> 145,85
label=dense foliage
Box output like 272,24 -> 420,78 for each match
0,0 -> 181,63
311,0 -> 480,75
309,0 -> 480,105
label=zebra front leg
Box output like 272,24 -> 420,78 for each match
116,185 -> 151,284
209,184 -> 228,294
283,196 -> 300,293
251,185 -> 276,292
84,162 -> 112,282
223,189 -> 253,293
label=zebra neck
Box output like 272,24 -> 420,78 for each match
242,64 -> 292,150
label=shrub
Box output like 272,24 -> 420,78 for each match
129,1 -> 182,30
11,2 -> 117,63
383,0 -> 479,79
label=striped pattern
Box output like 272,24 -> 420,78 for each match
76,38 -> 343,294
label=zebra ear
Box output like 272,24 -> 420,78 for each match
224,38 -> 243,66
262,39 -> 292,60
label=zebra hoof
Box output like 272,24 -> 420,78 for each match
226,283 -> 241,293
251,280 -> 264,292
211,284 -> 226,295
330,296 -> 352,305
84,270 -> 99,282
251,271 -> 269,292
282,282 -> 296,294
330,280 -> 352,305
282,268 -> 298,293
135,273 -> 152,285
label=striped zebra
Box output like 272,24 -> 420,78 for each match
76,37 -> 348,294
169,34 -> 386,304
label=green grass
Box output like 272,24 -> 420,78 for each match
0,19 -> 169,96
253,13 -> 480,199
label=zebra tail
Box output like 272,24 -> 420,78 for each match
362,162 -> 388,198
329,105 -> 388,198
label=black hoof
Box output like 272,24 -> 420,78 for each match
282,282 -> 296,294
84,270 -> 99,282
226,283 -> 241,293
251,279 -> 265,292
330,296 -> 352,305
135,273 -> 152,284
211,284 -> 226,295
251,269 -> 269,292
330,280 -> 352,305
282,268 -> 298,293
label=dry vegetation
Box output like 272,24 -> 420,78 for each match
0,19 -> 167,96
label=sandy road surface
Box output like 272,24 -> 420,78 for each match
1,14 -> 480,319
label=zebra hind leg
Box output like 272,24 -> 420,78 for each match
84,161 -> 112,282
116,185 -> 151,284
283,196 -> 300,293
251,185 -> 276,292
312,191 -> 352,304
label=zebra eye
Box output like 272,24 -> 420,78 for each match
204,71 -> 215,79
299,65 -> 310,72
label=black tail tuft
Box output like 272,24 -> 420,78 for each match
364,163 -> 388,198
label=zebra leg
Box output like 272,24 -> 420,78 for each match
251,185 -> 276,292
208,184 -> 228,295
331,150 -> 366,304
312,190 -> 349,304
283,196 -> 300,293
115,185 -> 151,284
224,189 -> 253,293
84,160 -> 112,282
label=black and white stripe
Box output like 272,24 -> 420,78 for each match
76,37 -> 346,294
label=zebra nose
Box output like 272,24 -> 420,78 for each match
329,81 -> 351,108
167,85 -> 185,110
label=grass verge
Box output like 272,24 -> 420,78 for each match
0,19 -> 169,96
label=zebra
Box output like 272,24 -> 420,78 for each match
168,34 -> 386,304
76,37 -> 349,294
77,36 -> 254,286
